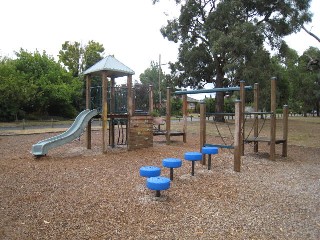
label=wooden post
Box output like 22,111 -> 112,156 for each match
102,71 -> 108,153
127,75 -> 133,117
200,101 -> 206,165
182,94 -> 187,143
282,105 -> 288,157
166,87 -> 171,145
85,75 -> 92,149
234,100 -> 241,172
132,87 -> 136,114
253,83 -> 259,153
127,75 -> 133,149
149,85 -> 153,114
240,81 -> 245,156
270,77 -> 276,160
110,77 -> 115,148
110,77 -> 115,113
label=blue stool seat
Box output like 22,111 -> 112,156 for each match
202,146 -> 219,154
146,176 -> 171,197
139,166 -> 161,178
162,158 -> 182,168
162,158 -> 182,180
202,147 -> 218,170
184,152 -> 202,176
184,152 -> 202,161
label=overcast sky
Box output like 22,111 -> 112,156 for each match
1,0 -> 319,82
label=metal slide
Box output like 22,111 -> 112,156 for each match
31,109 -> 98,156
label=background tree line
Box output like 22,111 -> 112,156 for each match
151,0 -> 319,118
139,44 -> 320,116
1,0 -> 319,121
1,40 -> 319,122
0,41 -> 104,121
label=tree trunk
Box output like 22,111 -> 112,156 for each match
215,63 -> 225,122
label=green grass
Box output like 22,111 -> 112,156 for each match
0,120 -> 73,128
169,116 -> 320,148
1,116 -> 319,148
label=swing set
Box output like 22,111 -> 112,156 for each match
176,78 -> 289,172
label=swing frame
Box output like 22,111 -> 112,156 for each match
198,79 -> 289,172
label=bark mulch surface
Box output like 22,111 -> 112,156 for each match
0,129 -> 319,239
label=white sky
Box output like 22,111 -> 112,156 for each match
0,0 -> 319,85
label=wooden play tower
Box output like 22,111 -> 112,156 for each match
83,55 -> 153,152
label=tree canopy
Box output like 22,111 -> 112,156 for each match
139,61 -> 166,105
153,0 -> 313,119
0,39 -> 107,121
0,49 -> 82,121
58,40 -> 105,77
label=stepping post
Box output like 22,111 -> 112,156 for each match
146,176 -> 171,197
202,147 -> 218,170
162,158 -> 182,180
184,152 -> 202,176
139,166 -> 161,178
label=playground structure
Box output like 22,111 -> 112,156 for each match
176,78 -> 289,172
83,55 -> 157,152
151,87 -> 187,144
31,55 -> 287,165
31,55 -> 190,156
84,56 -> 188,152
31,55 -> 154,156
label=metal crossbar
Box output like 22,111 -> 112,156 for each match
174,86 -> 253,95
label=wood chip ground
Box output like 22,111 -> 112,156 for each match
0,126 -> 319,239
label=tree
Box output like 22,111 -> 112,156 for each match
83,40 -> 106,70
153,0 -> 312,120
272,44 -> 320,116
58,40 -> 105,77
13,49 -> 82,118
296,47 -> 320,116
171,95 -> 183,116
0,56 -> 36,121
139,61 -> 167,107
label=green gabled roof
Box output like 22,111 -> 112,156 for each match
83,55 -> 135,77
